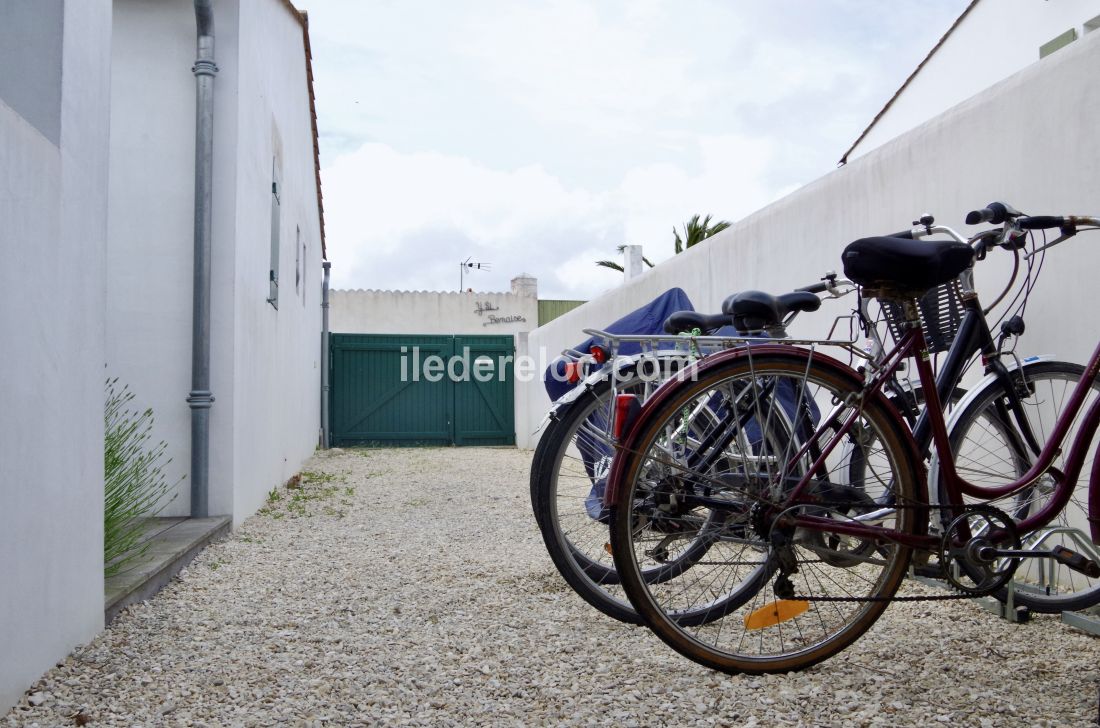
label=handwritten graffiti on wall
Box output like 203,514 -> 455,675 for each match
484,314 -> 526,326
474,300 -> 525,326
474,301 -> 499,316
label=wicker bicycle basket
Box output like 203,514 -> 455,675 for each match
878,280 -> 966,354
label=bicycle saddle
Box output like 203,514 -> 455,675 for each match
662,310 -> 734,335
842,236 -> 973,295
721,290 -> 821,332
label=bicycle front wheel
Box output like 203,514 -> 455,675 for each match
609,350 -> 920,674
937,359 -> 1100,613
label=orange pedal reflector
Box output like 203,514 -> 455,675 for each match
743,600 -> 809,630
604,543 -> 613,556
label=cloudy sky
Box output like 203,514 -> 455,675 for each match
307,0 -> 969,299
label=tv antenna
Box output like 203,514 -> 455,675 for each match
459,257 -> 491,291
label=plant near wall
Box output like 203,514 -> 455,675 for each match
595,244 -> 655,272
104,379 -> 180,577
673,213 -> 732,254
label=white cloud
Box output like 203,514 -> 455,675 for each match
323,133 -> 790,299
455,0 -> 717,138
308,0 -> 973,299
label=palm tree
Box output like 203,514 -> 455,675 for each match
596,244 -> 655,272
673,214 -> 732,254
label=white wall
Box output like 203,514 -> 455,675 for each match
520,31 -> 1100,448
0,0 -> 112,713
231,0 -> 324,523
330,288 -> 538,336
850,0 -> 1100,159
108,0 -> 242,518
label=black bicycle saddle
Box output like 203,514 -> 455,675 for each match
842,236 -> 973,294
720,290 -> 821,332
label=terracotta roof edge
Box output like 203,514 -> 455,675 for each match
278,1 -> 327,259
839,0 -> 981,166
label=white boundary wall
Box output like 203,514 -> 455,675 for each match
851,0 -> 1100,159
0,0 -> 112,712
520,31 -> 1100,448
330,289 -> 538,336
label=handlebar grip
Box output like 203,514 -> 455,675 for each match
966,201 -> 1022,225
966,203 -> 1007,225
965,207 -> 996,225
1018,215 -> 1066,230
794,281 -> 828,294
886,230 -> 914,239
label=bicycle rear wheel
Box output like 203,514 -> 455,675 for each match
532,368 -> 723,623
609,350 -> 919,674
937,359 -> 1100,613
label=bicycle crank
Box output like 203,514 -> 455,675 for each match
939,505 -> 1021,596
975,544 -> 1100,579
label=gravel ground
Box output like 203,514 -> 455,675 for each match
5,446 -> 1100,727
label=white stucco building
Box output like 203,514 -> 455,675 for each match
842,0 -> 1100,162
1,0 -> 327,711
108,0 -> 326,523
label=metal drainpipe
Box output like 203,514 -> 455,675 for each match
187,0 -> 217,518
320,261 -> 331,448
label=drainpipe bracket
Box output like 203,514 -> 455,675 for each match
192,60 -> 219,77
187,390 -> 216,409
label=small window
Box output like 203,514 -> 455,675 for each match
295,225 -> 302,297
268,160 -> 281,309
300,232 -> 308,306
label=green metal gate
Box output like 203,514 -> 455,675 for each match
329,334 -> 515,446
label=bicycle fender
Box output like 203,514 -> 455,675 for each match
1089,419 -> 1100,544
551,357 -> 635,407
927,354 -> 1056,505
553,349 -> 704,406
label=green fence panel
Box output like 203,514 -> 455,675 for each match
330,333 -> 515,447
452,335 -> 515,446
330,334 -> 453,446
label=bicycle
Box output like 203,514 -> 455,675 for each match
534,209 -> 1079,624
531,285 -> 833,623
605,205 -> 1100,673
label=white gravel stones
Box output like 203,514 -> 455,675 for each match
4,447 -> 1100,726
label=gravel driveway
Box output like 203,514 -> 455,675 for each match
5,447 -> 1099,726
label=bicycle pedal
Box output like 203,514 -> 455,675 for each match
913,562 -> 946,579
1050,546 -> 1100,579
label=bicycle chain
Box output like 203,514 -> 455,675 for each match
791,591 -> 972,603
780,502 -> 1005,604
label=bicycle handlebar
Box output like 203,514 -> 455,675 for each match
1018,215 -> 1067,230
1014,215 -> 1100,231
966,201 -> 1100,232
962,201 -> 1100,259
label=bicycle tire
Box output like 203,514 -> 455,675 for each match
532,368 -> 736,623
609,349 -> 919,674
936,359 -> 1100,613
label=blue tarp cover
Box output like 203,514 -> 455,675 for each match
543,287 -> 696,402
